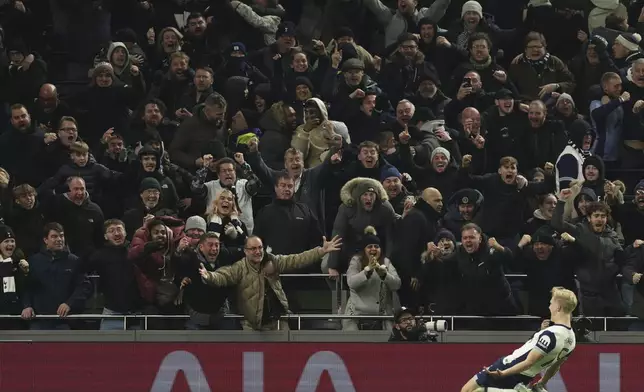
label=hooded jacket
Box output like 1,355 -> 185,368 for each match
327,177 -> 397,270
106,42 -> 143,87
291,97 -> 342,168
128,216 -> 184,304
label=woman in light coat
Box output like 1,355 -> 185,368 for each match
343,226 -> 401,331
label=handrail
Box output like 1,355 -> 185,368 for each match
0,314 -> 637,332
85,273 -> 624,279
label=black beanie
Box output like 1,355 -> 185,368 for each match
0,225 -> 15,243
361,226 -> 381,248
139,177 -> 162,193
532,225 -> 556,246
294,76 -> 314,92
335,27 -> 354,40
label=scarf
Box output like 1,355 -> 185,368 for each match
569,140 -> 592,160
209,214 -> 244,238
456,30 -> 471,51
522,53 -> 551,74
0,257 -> 16,294
469,56 -> 492,70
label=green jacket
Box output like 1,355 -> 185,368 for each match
202,247 -> 324,330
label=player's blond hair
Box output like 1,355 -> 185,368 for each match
551,287 -> 578,314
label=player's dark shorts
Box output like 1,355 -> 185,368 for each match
475,358 -> 534,389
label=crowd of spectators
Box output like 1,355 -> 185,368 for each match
2,0 -> 644,332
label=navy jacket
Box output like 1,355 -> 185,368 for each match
23,250 -> 92,314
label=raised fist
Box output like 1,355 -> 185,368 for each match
561,232 -> 576,243
559,188 -> 573,201
518,234 -> 532,248
399,130 -> 411,144
462,154 -> 472,168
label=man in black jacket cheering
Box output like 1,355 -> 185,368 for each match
175,232 -> 235,330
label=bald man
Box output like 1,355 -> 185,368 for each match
519,100 -> 567,171
31,83 -> 72,131
460,107 -> 481,136
391,187 -> 444,309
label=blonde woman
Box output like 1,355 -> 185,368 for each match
343,226 -> 401,331
207,189 -> 247,264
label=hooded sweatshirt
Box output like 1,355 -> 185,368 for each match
291,98 -> 341,168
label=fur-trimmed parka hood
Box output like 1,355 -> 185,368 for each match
340,177 -> 388,207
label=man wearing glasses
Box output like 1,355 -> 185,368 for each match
199,235 -> 342,331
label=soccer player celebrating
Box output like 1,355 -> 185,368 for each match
460,287 -> 578,392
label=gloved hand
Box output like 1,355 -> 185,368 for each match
144,241 -> 165,253
224,223 -> 238,239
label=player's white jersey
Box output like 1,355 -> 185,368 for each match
501,324 -> 576,377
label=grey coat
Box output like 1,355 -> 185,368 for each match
345,256 -> 401,316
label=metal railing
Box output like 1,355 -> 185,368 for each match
0,313 -> 638,332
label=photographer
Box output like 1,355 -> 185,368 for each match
388,307 -> 442,342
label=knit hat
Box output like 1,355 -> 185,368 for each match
230,42 -> 247,56
337,42 -> 358,61
615,33 -> 642,53
334,27 -> 354,40
276,22 -> 296,38
185,216 -> 207,233
557,93 -> 576,108
635,180 -> 644,193
342,58 -> 365,72
294,76 -> 314,91
0,225 -> 15,243
139,177 -> 162,193
434,228 -> 456,244
533,225 -> 556,246
355,181 -> 378,198
380,166 -> 402,182
430,147 -> 451,162
92,62 -> 115,78
461,1 -> 483,19
582,155 -> 604,177
361,226 -> 381,248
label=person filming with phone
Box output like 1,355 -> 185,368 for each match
445,71 -> 495,128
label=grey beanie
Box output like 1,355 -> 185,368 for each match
430,147 -> 451,162
185,216 -> 207,232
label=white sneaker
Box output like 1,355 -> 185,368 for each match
513,384 -> 532,392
